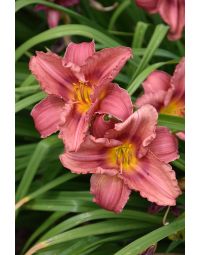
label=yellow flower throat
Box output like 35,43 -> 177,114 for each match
73,81 -> 92,113
160,100 -> 184,117
108,143 -> 138,173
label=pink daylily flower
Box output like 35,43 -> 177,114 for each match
136,58 -> 185,139
60,104 -> 181,213
30,41 -> 133,151
135,0 -> 185,40
90,114 -> 118,138
35,0 -> 80,28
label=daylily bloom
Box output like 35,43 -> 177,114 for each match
135,0 -> 185,40
35,0 -> 80,28
29,41 -> 133,151
60,105 -> 181,213
135,58 -> 185,139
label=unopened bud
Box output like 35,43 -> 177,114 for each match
140,244 -> 157,255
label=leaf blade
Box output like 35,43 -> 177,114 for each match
114,217 -> 185,255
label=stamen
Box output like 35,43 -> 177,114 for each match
72,81 -> 92,113
108,143 -> 138,173
113,144 -> 136,173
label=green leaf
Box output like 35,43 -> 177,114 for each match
22,212 -> 67,253
108,0 -> 131,30
16,156 -> 31,172
16,136 -> 61,202
134,48 -> 178,59
15,25 -> 120,61
16,85 -> 39,94
25,202 -> 96,212
39,209 -> 162,241
16,144 -> 37,157
15,0 -> 93,27
158,114 -> 185,132
29,174 -> 76,200
132,22 -> 149,49
131,24 -> 169,80
26,219 -> 154,254
127,59 -> 179,95
15,91 -> 45,113
25,194 -> 97,213
94,45 -> 178,59
114,217 -> 185,255
172,158 -> 185,172
176,41 -> 185,56
166,240 -> 184,252
108,31 -> 133,37
16,173 -> 77,210
55,231 -> 146,255
20,74 -> 35,87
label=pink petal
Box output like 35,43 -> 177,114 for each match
91,114 -> 117,138
63,41 -> 95,66
135,90 -> 166,110
176,131 -> 185,140
171,57 -> 185,101
94,83 -> 133,121
158,0 -> 178,34
121,151 -> 181,206
90,82 -> 133,138
135,0 -> 159,13
161,59 -> 185,116
59,103 -> 94,152
29,51 -> 77,100
60,135 -> 121,175
31,95 -> 65,138
158,0 -> 185,40
106,105 -> 158,158
90,174 -> 131,213
142,71 -> 171,93
81,46 -> 132,87
149,127 -> 179,163
135,71 -> 171,110
47,9 -> 61,28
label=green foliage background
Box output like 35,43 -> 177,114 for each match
15,0 -> 185,254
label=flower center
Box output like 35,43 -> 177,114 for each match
108,143 -> 138,173
72,81 -> 92,113
160,99 -> 184,117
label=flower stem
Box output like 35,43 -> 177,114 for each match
162,206 -> 171,225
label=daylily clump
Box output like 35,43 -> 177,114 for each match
35,0 -> 80,28
30,41 -> 181,213
135,0 -> 185,40
136,58 -> 185,139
